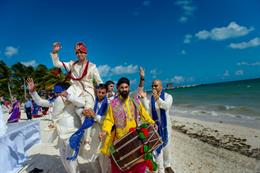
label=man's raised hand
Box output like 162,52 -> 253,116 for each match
52,42 -> 61,54
26,77 -> 36,93
139,67 -> 145,79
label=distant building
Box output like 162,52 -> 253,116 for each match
166,83 -> 174,89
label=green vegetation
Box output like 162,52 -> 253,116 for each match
0,60 -> 66,102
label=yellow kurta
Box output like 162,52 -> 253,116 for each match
100,96 -> 154,155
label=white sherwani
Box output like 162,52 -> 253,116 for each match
143,92 -> 173,173
30,91 -> 84,173
51,53 -> 103,110
51,53 -> 103,159
78,99 -> 107,173
93,100 -> 110,173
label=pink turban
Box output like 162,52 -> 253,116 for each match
75,42 -> 87,54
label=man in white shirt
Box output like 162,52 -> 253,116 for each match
141,80 -> 174,173
27,78 -> 84,173
105,80 -> 115,103
83,83 -> 109,173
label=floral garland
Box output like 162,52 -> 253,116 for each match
62,60 -> 89,81
129,124 -> 158,171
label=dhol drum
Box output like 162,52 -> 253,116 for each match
109,123 -> 162,171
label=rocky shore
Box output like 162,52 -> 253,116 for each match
172,118 -> 260,159
171,116 -> 260,173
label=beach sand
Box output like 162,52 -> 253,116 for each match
171,116 -> 260,173
3,111 -> 259,173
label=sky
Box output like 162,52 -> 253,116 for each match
0,0 -> 260,89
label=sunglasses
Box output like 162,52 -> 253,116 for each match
152,84 -> 158,88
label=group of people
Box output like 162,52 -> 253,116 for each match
24,98 -> 49,120
1,95 -> 49,123
25,41 -> 174,173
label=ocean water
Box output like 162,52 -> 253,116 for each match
167,78 -> 260,129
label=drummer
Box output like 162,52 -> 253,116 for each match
99,77 -> 155,173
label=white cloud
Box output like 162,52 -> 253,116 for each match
181,49 -> 186,55
21,60 -> 38,67
5,46 -> 18,57
175,0 -> 196,23
179,16 -> 188,23
171,76 -> 185,84
235,70 -> 244,76
98,64 -> 139,77
195,22 -> 254,41
142,0 -> 150,6
111,64 -> 138,75
229,37 -> 260,49
237,61 -> 260,66
97,65 -> 111,77
195,30 -> 209,40
184,34 -> 192,43
167,75 -> 194,84
183,5 -> 196,16
150,69 -> 161,79
223,70 -> 230,77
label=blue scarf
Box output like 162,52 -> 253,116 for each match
151,90 -> 168,154
67,96 -> 108,160
93,96 -> 108,116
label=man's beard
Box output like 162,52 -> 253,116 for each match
120,91 -> 129,99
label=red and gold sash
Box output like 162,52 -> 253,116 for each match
62,60 -> 89,81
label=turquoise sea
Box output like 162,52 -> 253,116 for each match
167,78 -> 260,129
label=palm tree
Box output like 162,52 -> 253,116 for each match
30,64 -> 66,96
44,67 -> 66,90
11,63 -> 34,100
32,64 -> 49,91
0,61 -> 67,100
0,60 -> 13,100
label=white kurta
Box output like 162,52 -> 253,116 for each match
143,92 -> 173,173
94,100 -> 110,173
80,102 -> 104,162
30,91 -> 83,173
51,53 -> 103,110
